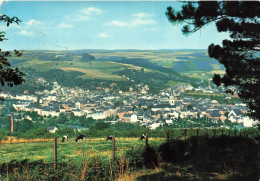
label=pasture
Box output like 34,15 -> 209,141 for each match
0,135 -> 258,180
0,137 -> 165,164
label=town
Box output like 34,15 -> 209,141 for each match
0,76 -> 255,133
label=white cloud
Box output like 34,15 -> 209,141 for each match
131,13 -> 153,19
76,15 -> 90,21
144,27 -> 159,32
80,7 -> 102,15
131,19 -> 156,26
105,12 -> 156,27
104,20 -> 128,27
98,33 -> 111,38
58,23 -> 73,28
19,30 -> 35,36
73,7 -> 102,22
24,19 -> 44,26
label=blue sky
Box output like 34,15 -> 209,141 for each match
0,1 -> 230,50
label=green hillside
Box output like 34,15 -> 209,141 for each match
6,49 -> 224,93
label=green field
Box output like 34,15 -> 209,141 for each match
0,136 -> 258,181
0,137 -> 164,164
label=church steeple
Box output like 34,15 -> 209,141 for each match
169,88 -> 175,105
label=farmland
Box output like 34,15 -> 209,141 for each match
2,49 -> 227,95
0,137 -> 164,164
0,135 -> 258,181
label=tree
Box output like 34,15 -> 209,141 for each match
91,122 -> 110,130
58,112 -> 68,124
0,15 -> 26,100
166,1 -> 260,125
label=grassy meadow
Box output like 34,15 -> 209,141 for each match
9,49 -> 225,83
0,135 -> 258,181
0,137 -> 164,164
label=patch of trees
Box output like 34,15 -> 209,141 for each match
80,53 -> 95,64
166,1 -> 260,124
115,68 -> 200,93
0,15 -> 26,100
103,57 -> 179,75
32,52 -> 74,61
181,93 -> 241,105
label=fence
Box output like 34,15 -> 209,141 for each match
1,128 -> 252,173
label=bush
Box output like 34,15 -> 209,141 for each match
125,145 -> 145,169
142,146 -> 158,169
0,127 -> 7,140
22,127 -> 52,139
158,136 -> 259,178
159,139 -> 188,163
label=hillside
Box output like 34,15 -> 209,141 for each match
6,49 -> 224,93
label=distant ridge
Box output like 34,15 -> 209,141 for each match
18,49 -> 207,54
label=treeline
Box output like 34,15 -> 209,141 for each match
115,68 -> 200,93
24,52 -> 95,62
182,92 -> 241,104
2,125 -> 259,141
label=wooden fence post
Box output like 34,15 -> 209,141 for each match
166,130 -> 170,142
112,135 -> 115,162
53,137 -> 57,171
184,129 -> 187,140
196,128 -> 199,137
213,130 -> 216,138
145,134 -> 149,149
234,130 -> 237,137
205,129 -> 208,138
221,130 -> 224,136
229,131 -> 231,136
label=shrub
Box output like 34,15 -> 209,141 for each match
159,139 -> 188,163
0,127 -> 7,139
142,146 -> 158,169
125,145 -> 145,169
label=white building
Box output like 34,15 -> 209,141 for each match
130,114 -> 138,123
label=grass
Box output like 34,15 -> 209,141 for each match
211,64 -> 222,70
0,136 -> 258,180
0,137 -> 165,164
60,67 -> 123,80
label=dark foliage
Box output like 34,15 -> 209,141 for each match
0,15 -> 26,100
166,1 -> 260,125
159,136 -> 259,179
159,139 -> 188,163
142,146 -> 158,169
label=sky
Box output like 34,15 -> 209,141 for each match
0,1 -> 230,51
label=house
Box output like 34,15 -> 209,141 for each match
228,109 -> 243,122
236,116 -> 256,127
72,109 -> 83,116
87,112 -> 106,120
130,114 -> 138,123
148,119 -> 163,130
59,105 -> 66,113
165,118 -> 173,125
151,104 -> 176,112
68,125 -> 80,131
47,126 -> 58,133
209,110 -> 221,120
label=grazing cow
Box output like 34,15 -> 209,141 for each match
106,135 -> 113,141
75,135 -> 86,142
62,135 -> 69,143
140,134 -> 147,140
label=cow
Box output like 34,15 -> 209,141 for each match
140,134 -> 147,140
106,135 -> 113,141
75,135 -> 86,142
62,135 -> 69,143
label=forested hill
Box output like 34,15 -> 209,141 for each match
5,49 -> 224,94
